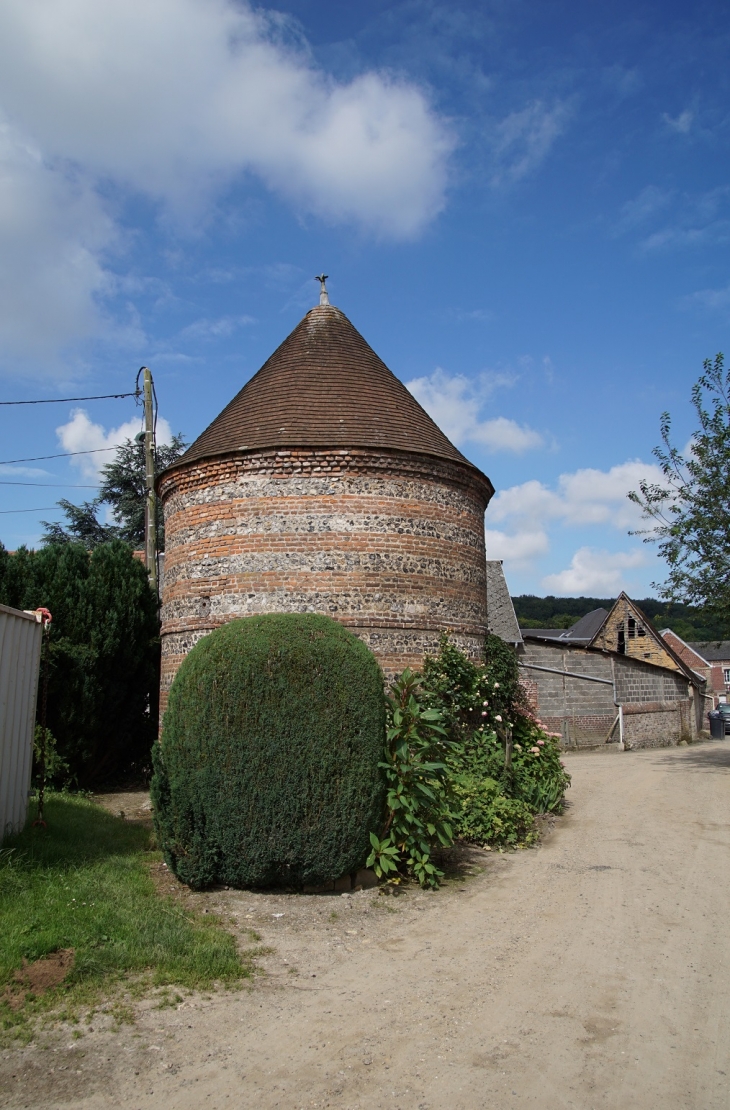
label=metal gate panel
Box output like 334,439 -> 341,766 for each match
0,605 -> 43,838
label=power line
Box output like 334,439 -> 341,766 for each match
0,391 -> 139,406
0,481 -> 98,488
0,447 -> 118,465
0,506 -> 61,515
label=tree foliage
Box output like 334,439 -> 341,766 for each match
0,540 -> 160,785
629,354 -> 730,621
512,593 -> 729,640
42,434 -> 187,549
152,614 -> 386,891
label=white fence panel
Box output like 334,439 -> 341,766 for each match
0,604 -> 43,839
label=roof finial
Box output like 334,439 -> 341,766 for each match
315,273 -> 330,306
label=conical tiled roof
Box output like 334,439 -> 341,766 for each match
170,304 -> 489,483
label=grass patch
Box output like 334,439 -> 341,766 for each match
0,793 -> 250,1038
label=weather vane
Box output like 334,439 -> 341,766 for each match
315,273 -> 330,306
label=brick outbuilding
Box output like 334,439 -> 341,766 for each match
157,289 -> 494,714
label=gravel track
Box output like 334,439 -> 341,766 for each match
3,739 -> 730,1109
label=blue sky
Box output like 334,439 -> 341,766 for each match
0,0 -> 728,598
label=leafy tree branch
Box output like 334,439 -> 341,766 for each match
628,353 -> 730,621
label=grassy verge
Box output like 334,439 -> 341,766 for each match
0,793 -> 250,1039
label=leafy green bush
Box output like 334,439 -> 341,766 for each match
0,541 -> 160,786
510,716 -> 570,813
422,635 -> 570,846
367,670 -> 455,889
152,614 -> 386,891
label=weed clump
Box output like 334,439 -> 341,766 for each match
152,614 -> 386,891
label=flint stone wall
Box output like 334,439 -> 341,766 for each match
158,446 -> 491,715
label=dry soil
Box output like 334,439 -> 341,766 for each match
2,739 -> 730,1109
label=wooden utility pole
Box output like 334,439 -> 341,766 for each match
142,366 -> 158,594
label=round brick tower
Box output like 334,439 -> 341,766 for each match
157,291 -> 494,714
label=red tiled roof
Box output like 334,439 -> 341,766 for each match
168,304 -> 491,487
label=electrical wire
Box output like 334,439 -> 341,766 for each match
0,391 -> 139,406
0,506 -> 61,514
0,447 -> 118,465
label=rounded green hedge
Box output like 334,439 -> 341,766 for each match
151,614 -> 386,890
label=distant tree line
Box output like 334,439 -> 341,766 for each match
512,595 -> 729,642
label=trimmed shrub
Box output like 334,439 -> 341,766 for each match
151,614 -> 386,890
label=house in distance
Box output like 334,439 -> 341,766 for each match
519,593 -> 706,749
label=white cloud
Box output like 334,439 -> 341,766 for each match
488,460 -> 665,530
406,368 -> 543,453
663,109 -> 693,134
541,547 -> 646,596
0,0 -> 451,235
56,409 -> 173,480
0,119 -> 115,364
0,465 -> 50,478
614,185 -> 671,235
180,315 -> 256,340
0,0 -> 453,369
484,527 -> 549,564
484,459 -> 664,573
491,99 -> 570,186
685,283 -> 730,316
627,186 -> 730,254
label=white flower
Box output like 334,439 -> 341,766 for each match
495,714 -> 502,722
493,682 -> 500,689
482,700 -> 488,707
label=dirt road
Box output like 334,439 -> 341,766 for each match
3,739 -> 730,1109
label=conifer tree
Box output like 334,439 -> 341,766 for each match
42,434 -> 186,549
0,540 -> 159,784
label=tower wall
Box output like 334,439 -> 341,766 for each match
158,446 -> 491,716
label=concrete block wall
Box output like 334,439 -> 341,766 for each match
519,641 -> 616,748
520,639 -> 695,749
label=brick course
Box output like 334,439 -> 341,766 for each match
158,446 -> 491,713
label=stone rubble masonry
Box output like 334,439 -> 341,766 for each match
158,446 -> 492,716
485,560 -> 523,644
520,638 -> 697,749
592,595 -> 684,674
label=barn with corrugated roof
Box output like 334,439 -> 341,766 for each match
157,286 -> 494,715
